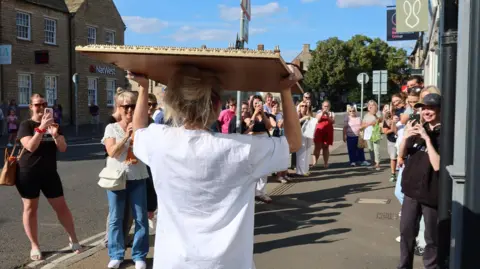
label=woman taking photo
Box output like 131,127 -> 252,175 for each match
313,100 -> 335,168
247,95 -> 274,203
102,91 -> 149,269
16,93 -> 82,261
295,100 -> 313,176
129,65 -> 302,269
270,100 -> 291,183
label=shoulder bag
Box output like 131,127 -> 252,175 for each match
98,123 -> 128,191
0,144 -> 25,186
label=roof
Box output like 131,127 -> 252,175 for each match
64,0 -> 84,12
23,0 -> 69,13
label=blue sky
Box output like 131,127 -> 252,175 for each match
114,0 -> 414,62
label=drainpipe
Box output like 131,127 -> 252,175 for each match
0,0 -> 4,102
68,13 -> 75,125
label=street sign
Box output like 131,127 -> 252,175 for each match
372,70 -> 388,95
396,0 -> 429,33
357,73 -> 369,84
0,45 -> 12,65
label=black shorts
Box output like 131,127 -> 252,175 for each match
16,170 -> 64,199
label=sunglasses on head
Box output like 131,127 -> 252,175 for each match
31,102 -> 48,108
120,104 -> 136,110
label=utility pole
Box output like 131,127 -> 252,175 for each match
462,0 -> 480,267
437,0 -> 458,267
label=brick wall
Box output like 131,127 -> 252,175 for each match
0,1 -> 70,122
71,1 -> 126,124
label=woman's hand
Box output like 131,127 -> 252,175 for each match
411,124 -> 429,141
39,113 -> 54,130
126,123 -> 133,138
126,71 -> 149,90
48,124 -> 59,138
403,120 -> 417,139
279,64 -> 303,91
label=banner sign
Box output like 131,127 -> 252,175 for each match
396,0 -> 429,33
386,9 -> 419,41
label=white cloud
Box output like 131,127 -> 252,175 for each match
170,26 -> 267,42
219,2 -> 284,21
336,0 -> 393,8
122,16 -> 168,34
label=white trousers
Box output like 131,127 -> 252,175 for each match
296,136 -> 313,175
254,133 -> 270,196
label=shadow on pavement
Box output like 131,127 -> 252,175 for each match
253,182 -> 379,254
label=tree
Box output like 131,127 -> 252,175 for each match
303,35 -> 408,108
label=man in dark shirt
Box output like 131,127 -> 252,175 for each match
397,93 -> 441,269
89,102 -> 100,132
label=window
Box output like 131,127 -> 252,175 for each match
44,18 -> 56,44
18,74 -> 32,106
106,79 -> 116,106
45,76 -> 57,106
87,27 -> 96,44
16,12 -> 31,40
105,30 -> 115,45
88,77 -> 98,105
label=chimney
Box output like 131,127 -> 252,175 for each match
201,44 -> 207,49
257,44 -> 264,51
303,44 -> 310,53
274,45 -> 280,55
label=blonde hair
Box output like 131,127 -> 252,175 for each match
420,86 -> 441,102
346,104 -> 352,112
299,101 -> 313,116
163,66 -> 222,128
116,90 -> 137,107
367,100 -> 378,113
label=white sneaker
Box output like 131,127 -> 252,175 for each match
396,236 -> 401,243
135,260 -> 147,269
350,162 -> 356,167
108,260 -> 123,269
360,161 -> 370,166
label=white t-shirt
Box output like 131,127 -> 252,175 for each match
133,124 -> 290,269
102,123 -> 149,180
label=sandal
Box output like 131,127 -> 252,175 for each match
30,249 -> 43,261
69,242 -> 83,254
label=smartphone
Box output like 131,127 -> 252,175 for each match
409,113 -> 420,125
44,108 -> 53,114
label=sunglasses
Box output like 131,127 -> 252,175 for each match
408,87 -> 422,94
120,104 -> 136,110
148,102 -> 157,108
31,102 -> 48,108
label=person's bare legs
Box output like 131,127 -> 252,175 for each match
313,143 -> 321,165
22,198 -> 41,256
322,144 -> 330,168
47,197 -> 81,253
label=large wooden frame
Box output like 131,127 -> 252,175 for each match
75,45 -> 304,94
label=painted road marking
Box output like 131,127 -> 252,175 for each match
26,231 -> 105,268
355,198 -> 391,204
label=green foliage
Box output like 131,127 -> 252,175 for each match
303,35 -> 408,105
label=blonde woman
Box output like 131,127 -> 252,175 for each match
361,100 -> 382,170
343,105 -> 368,166
420,86 -> 441,102
103,91 -> 149,269
128,65 -> 302,269
295,101 -> 314,176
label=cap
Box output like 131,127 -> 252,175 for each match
414,93 -> 441,108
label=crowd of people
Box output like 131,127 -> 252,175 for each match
8,66 -> 441,269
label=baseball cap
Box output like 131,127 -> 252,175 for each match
414,93 -> 441,108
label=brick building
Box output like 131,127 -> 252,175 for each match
0,0 -> 70,120
292,44 -> 312,72
66,0 -> 126,124
0,0 -> 126,125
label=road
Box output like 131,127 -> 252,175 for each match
2,130 -> 345,269
0,142 -> 108,269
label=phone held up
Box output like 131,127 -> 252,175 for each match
409,113 -> 420,126
44,108 -> 53,115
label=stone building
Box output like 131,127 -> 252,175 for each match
0,0 -> 70,120
65,0 -> 126,124
0,0 -> 126,125
292,44 -> 312,72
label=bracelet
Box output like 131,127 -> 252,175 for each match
34,127 -> 46,134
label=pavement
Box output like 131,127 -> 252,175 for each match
1,130 -> 427,269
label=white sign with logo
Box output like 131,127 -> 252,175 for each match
0,45 -> 12,65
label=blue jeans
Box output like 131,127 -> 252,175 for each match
346,136 -> 366,163
107,179 -> 149,261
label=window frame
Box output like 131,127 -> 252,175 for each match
87,26 -> 97,44
18,73 -> 32,107
16,12 -> 31,40
44,18 -> 57,45
87,77 -> 98,106
44,75 -> 58,106
106,78 -> 116,107
105,30 -> 115,45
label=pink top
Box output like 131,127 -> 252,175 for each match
344,116 -> 361,137
7,115 -> 17,130
218,109 -> 235,134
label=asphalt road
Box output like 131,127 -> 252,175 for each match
1,129 -> 345,269
0,142 -> 108,269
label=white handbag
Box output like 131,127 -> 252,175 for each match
301,118 -> 318,139
98,166 -> 127,191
